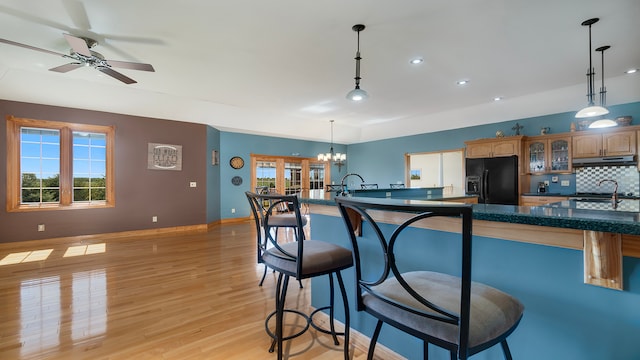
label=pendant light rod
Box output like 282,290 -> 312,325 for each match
583,18 -> 598,107
588,44 -> 616,129
576,17 -> 609,119
329,119 -> 335,152
346,24 -> 368,101
596,45 -> 610,107
353,24 -> 364,89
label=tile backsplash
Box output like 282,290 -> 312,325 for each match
575,165 -> 640,195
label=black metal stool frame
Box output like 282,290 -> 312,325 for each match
246,192 -> 352,360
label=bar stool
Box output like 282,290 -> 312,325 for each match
246,192 -> 353,360
336,197 -> 524,360
250,188 -> 306,287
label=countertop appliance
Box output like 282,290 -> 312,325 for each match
465,155 -> 519,205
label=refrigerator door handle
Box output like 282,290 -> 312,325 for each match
482,169 -> 489,201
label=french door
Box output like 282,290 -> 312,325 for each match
251,154 -> 329,196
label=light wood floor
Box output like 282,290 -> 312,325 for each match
0,220 -> 394,359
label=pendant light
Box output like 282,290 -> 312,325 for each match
318,120 -> 346,171
575,18 -> 609,119
589,45 -> 617,128
346,24 -> 368,101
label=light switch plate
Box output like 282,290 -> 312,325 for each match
561,180 -> 570,186
190,182 -> 197,188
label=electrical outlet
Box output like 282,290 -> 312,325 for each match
37,224 -> 45,232
386,192 -> 391,197
231,208 -> 236,214
152,216 -> 158,222
190,182 -> 197,188
561,180 -> 570,186
544,180 -> 550,186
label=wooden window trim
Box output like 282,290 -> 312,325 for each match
6,115 -> 115,212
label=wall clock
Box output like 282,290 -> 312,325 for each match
230,156 -> 244,169
231,176 -> 243,186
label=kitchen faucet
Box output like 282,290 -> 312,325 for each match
597,179 -> 620,209
340,173 -> 365,196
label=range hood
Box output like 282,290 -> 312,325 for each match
572,155 -> 637,167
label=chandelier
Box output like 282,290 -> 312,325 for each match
317,120 -> 346,171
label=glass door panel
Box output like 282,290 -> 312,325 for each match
528,142 -> 545,173
550,139 -> 569,171
256,161 -> 276,193
284,162 -> 302,195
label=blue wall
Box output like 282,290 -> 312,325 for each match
213,101 -> 640,220
206,126 -> 221,223
310,213 -> 640,360
346,102 -> 640,190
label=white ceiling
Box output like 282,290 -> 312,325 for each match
0,0 -> 639,144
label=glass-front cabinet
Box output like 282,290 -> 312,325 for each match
525,136 -> 570,174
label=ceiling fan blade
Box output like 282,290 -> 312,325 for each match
105,60 -> 155,72
0,37 -> 66,57
50,62 -> 84,73
97,66 -> 137,84
63,33 -> 91,57
62,0 -> 91,30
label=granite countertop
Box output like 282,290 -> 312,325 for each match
303,194 -> 640,235
302,191 -> 476,204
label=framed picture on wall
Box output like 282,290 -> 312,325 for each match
148,143 -> 182,171
410,169 -> 421,180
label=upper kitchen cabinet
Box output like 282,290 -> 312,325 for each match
524,135 -> 571,174
465,136 -> 523,158
572,130 -> 636,158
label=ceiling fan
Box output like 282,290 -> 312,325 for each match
0,33 -> 155,84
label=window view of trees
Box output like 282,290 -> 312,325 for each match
21,173 -> 60,203
7,116 -> 114,211
256,161 -> 276,191
72,132 -> 106,202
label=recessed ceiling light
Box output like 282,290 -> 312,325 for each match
625,68 -> 638,74
456,80 -> 469,85
493,96 -> 503,101
410,58 -> 423,65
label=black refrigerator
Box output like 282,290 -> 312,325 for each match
465,155 -> 518,205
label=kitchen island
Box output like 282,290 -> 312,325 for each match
305,196 -> 640,360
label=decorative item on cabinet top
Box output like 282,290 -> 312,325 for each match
616,116 -> 632,126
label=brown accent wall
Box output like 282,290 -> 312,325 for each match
1,100 -> 207,243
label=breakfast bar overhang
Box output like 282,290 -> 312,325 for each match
305,197 -> 640,360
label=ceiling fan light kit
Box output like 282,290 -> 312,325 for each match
0,33 -> 155,84
346,24 -> 368,101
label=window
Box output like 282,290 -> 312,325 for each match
6,116 -> 115,211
